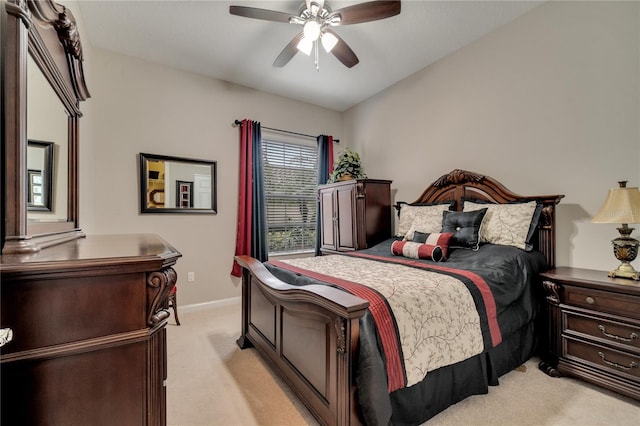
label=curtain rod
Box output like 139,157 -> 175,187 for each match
232,120 -> 339,143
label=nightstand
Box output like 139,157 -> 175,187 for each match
540,267 -> 640,400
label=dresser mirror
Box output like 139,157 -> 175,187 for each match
1,0 -> 89,253
26,52 -> 67,218
140,153 -> 218,214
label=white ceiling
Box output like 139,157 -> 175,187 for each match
77,0 -> 543,112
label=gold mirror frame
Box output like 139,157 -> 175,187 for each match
2,0 -> 90,253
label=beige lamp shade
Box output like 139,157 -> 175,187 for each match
592,184 -> 640,224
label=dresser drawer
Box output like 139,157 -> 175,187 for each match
564,285 -> 640,320
564,337 -> 640,381
564,311 -> 640,353
1,273 -> 147,354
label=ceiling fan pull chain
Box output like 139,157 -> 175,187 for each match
315,40 -> 320,71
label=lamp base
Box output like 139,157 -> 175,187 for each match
609,233 -> 639,281
608,263 -> 640,281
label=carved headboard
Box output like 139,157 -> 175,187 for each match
402,169 -> 564,268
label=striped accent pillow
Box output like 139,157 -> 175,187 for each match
411,231 -> 455,259
391,240 -> 444,262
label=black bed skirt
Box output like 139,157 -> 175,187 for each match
361,321 -> 537,426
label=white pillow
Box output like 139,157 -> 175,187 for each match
463,201 -> 537,250
396,203 -> 450,239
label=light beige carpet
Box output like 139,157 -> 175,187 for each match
167,301 -> 639,426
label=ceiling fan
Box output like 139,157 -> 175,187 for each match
229,0 -> 401,70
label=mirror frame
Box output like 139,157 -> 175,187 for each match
27,139 -> 54,212
2,0 -> 90,253
139,153 -> 218,214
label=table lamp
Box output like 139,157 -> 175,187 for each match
592,181 -> 640,280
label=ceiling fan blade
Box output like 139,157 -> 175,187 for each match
330,0 -> 401,26
325,29 -> 359,68
273,32 -> 304,67
229,5 -> 296,23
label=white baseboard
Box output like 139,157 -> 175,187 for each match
180,296 -> 241,313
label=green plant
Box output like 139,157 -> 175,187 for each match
327,147 -> 367,183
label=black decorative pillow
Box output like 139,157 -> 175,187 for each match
441,208 -> 488,250
524,202 -> 543,251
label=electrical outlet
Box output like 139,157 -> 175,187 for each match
187,272 -> 195,282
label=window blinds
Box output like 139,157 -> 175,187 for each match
262,139 -> 318,254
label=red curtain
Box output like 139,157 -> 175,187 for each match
231,120 -> 253,277
327,136 -> 334,181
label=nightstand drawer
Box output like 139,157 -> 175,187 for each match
564,285 -> 640,320
565,338 -> 640,380
564,312 -> 640,352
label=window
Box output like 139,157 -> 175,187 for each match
262,136 -> 318,255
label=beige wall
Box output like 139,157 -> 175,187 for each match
79,50 -> 342,306
76,0 -> 639,306
344,0 -> 639,272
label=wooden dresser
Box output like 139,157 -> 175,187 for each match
319,179 -> 392,253
0,234 -> 181,425
540,267 -> 640,400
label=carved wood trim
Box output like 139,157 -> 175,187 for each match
6,0 -> 31,26
335,318 -> 346,354
28,24 -> 81,115
542,280 -> 561,305
147,327 -> 167,425
146,268 -> 177,326
0,329 -> 149,363
27,0 -> 90,101
432,169 -> 485,187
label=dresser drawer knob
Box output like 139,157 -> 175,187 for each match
585,296 -> 595,304
598,325 -> 638,342
0,328 -> 13,347
598,352 -> 638,371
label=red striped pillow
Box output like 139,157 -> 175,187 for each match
391,240 -> 444,262
411,231 -> 455,259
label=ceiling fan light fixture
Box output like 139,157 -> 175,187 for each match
297,36 -> 314,55
289,16 -> 305,25
326,13 -> 341,26
303,20 -> 321,41
321,31 -> 338,52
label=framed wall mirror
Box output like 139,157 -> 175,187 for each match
27,140 -> 54,212
140,153 -> 217,214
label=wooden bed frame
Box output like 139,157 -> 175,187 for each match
235,169 -> 564,425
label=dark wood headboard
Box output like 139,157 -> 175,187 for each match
400,169 -> 564,268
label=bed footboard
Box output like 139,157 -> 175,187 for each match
235,256 -> 369,426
